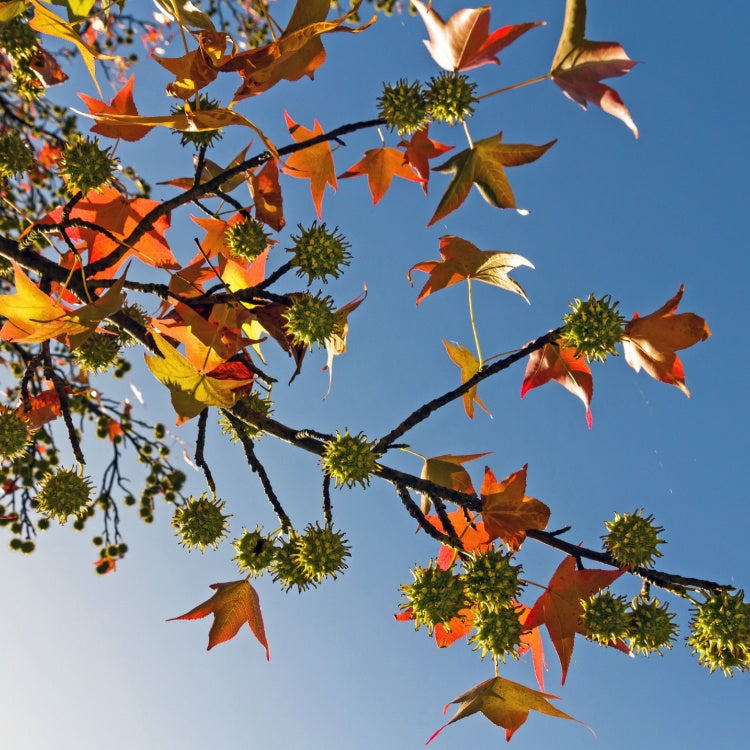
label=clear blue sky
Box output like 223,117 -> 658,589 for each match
1,1 -> 748,748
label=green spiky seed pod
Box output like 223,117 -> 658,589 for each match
224,217 -> 271,262
218,392 -> 273,443
284,292 -> 337,349
603,509 -> 665,569
289,222 -> 352,284
107,302 -> 148,347
462,548 -> 523,611
426,73 -> 477,125
0,17 -> 38,61
626,599 -> 678,656
377,79 -> 429,135
687,591 -> 749,677
581,590 -> 629,646
170,95 -> 223,147
271,535 -> 317,593
321,430 -> 379,488
20,540 -> 35,554
0,132 -> 33,179
233,525 -> 277,576
60,137 -> 118,195
171,494 -> 230,552
0,408 -> 32,459
560,294 -> 626,362
35,466 -> 94,524
470,605 -> 526,661
73,333 -> 121,373
400,561 -> 467,634
295,523 -> 351,583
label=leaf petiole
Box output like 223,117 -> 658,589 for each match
478,73 -> 552,101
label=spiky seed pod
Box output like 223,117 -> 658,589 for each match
171,494 -> 230,552
321,430 -> 379,489
295,523 -> 351,583
581,590 -> 630,646
400,561 -> 467,634
0,408 -> 32,459
271,535 -> 317,593
603,509 -> 665,569
218,392 -> 272,443
0,17 -> 38,61
461,548 -> 523,611
224,217 -> 271,262
283,292 -> 337,349
626,599 -> 678,656
35,466 -> 94,524
686,591 -> 749,677
60,137 -> 118,195
426,73 -> 478,125
0,132 -> 33,179
470,605 -> 526,661
73,332 -> 121,373
232,525 -> 277,576
289,222 -> 352,284
560,294 -> 626,362
377,79 -> 430,135
107,302 -> 148,347
170,95 -> 223,147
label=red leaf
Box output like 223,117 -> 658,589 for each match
521,341 -> 593,428
398,126 -> 452,194
78,75 -> 152,142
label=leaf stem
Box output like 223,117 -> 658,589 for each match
462,119 -> 474,149
467,278 -> 483,368
478,73 -> 552,101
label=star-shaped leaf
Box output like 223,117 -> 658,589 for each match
78,75 -> 152,142
168,580 -> 269,657
429,132 -> 555,225
398,126 -> 453,194
521,340 -> 593,427
525,555 -> 625,684
480,464 -> 550,552
443,340 -> 490,419
412,0 -> 543,72
338,147 -> 423,203
550,0 -> 639,137
408,235 -> 533,305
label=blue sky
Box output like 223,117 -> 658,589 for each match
1,1 -> 748,748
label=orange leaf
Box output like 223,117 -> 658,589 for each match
525,555 -> 624,684
550,0 -> 639,137
480,465 -> 550,552
339,147 -> 423,203
281,112 -> 337,219
517,602 -> 548,692
250,159 -> 285,231
419,451 -> 490,514
426,510 -> 491,568
412,0 -> 543,72
427,676 -> 587,744
521,340 -> 593,428
443,340 -> 490,419
429,133 -> 555,225
622,285 -> 710,396
16,387 -> 62,429
409,235 -> 533,305
398,125 -> 453,194
168,580 -> 269,657
78,75 -> 152,142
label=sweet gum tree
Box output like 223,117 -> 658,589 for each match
0,0 -> 746,745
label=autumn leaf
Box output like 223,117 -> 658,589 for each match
427,676 -> 587,744
78,75 -> 152,142
480,465 -> 550,552
0,262 -> 126,347
419,451 -> 490,515
394,606 -> 475,649
521,340 -> 593,428
250,159 -> 285,231
153,29 -> 227,99
144,332 -> 253,424
550,0 -> 639,137
425,510 -> 491,569
429,133 -> 556,225
168,580 -> 269,658
518,602 -> 548,692
338,147 -> 423,204
323,287 -> 367,397
160,146 -> 251,194
411,0 -> 543,72
622,285 -> 710,396
398,126 -> 452,194
281,112 -> 337,220
525,555 -> 624,684
16,387 -> 62,429
443,340 -> 490,419
408,235 -> 533,305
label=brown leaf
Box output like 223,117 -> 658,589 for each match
168,580 -> 269,657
